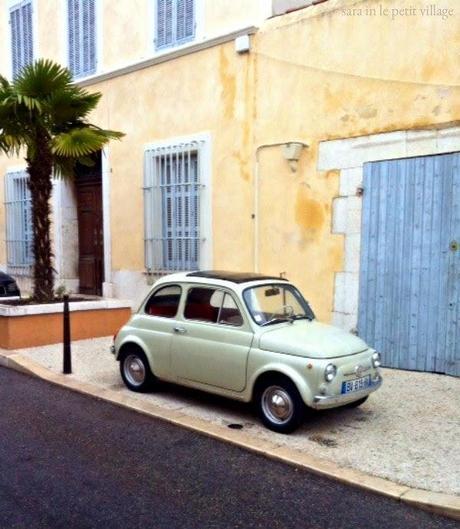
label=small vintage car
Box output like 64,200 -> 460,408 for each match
0,271 -> 20,297
112,271 -> 382,433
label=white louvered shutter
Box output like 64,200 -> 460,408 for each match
10,7 -> 20,79
156,0 -> 173,49
68,0 -> 77,75
5,171 -> 33,272
176,0 -> 194,42
68,0 -> 96,78
156,0 -> 194,50
10,1 -> 34,79
144,142 -> 202,273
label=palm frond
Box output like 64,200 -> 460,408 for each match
53,156 -> 78,179
45,89 -> 101,126
14,59 -> 73,99
16,93 -> 43,112
0,133 -> 24,156
0,75 -> 10,90
1,58 -> 124,172
51,127 -> 124,158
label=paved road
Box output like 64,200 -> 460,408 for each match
0,368 -> 456,529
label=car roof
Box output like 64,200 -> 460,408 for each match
153,270 -> 289,289
186,270 -> 288,283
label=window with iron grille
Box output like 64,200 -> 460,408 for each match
10,0 -> 34,79
68,0 -> 96,78
155,0 -> 195,50
5,171 -> 33,273
144,141 -> 204,274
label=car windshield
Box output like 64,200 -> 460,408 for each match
243,283 -> 315,326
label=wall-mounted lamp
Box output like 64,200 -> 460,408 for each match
283,142 -> 308,172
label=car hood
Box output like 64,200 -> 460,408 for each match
258,320 -> 369,359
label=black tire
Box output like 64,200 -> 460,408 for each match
255,376 -> 305,434
345,396 -> 368,409
119,347 -> 155,393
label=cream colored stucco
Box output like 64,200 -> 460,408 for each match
100,0 -> 151,71
0,0 -> 459,322
37,0 -> 65,64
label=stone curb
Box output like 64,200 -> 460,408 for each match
1,352 -> 459,521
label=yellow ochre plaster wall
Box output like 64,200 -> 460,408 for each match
87,42 -> 255,274
0,0 -> 459,322
249,0 -> 460,320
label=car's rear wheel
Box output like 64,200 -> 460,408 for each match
119,347 -> 155,393
256,377 -> 305,434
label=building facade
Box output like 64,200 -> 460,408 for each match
0,0 -> 459,375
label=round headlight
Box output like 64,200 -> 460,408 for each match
324,363 -> 337,382
372,352 -> 381,368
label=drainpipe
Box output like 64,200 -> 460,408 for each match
101,147 -> 112,297
253,141 -> 307,272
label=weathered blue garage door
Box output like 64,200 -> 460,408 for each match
358,152 -> 459,376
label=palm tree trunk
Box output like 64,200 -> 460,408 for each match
27,131 -> 54,302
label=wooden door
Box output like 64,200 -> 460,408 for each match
358,153 -> 459,376
77,181 -> 104,296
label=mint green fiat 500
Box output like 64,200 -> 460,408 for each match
112,271 -> 382,433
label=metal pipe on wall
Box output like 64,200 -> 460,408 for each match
253,141 -> 307,272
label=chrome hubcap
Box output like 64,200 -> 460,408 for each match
124,354 -> 146,386
261,385 -> 294,424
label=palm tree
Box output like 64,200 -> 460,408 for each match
0,59 -> 123,302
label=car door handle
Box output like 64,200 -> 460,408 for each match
173,326 -> 187,334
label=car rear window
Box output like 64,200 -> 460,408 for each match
145,285 -> 181,318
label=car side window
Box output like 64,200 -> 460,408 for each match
145,285 -> 182,318
218,293 -> 243,327
184,287 -> 220,323
184,288 -> 243,326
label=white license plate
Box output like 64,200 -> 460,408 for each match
341,375 -> 371,394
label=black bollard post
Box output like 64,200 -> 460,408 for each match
63,294 -> 72,374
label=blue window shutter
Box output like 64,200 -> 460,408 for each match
144,144 -> 201,272
156,0 -> 173,49
157,0 -> 193,50
68,0 -> 80,75
23,2 -> 33,66
10,1 -> 33,79
88,0 -> 96,73
10,8 -> 20,78
68,0 -> 75,73
5,171 -> 33,270
156,0 -> 165,47
68,0 -> 96,78
176,0 -> 185,41
82,0 -> 89,73
179,0 -> 194,41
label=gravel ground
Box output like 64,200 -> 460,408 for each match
8,336 -> 460,495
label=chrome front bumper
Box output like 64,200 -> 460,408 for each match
312,375 -> 383,409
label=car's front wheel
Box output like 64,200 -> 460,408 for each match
256,377 -> 305,434
119,347 -> 155,393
